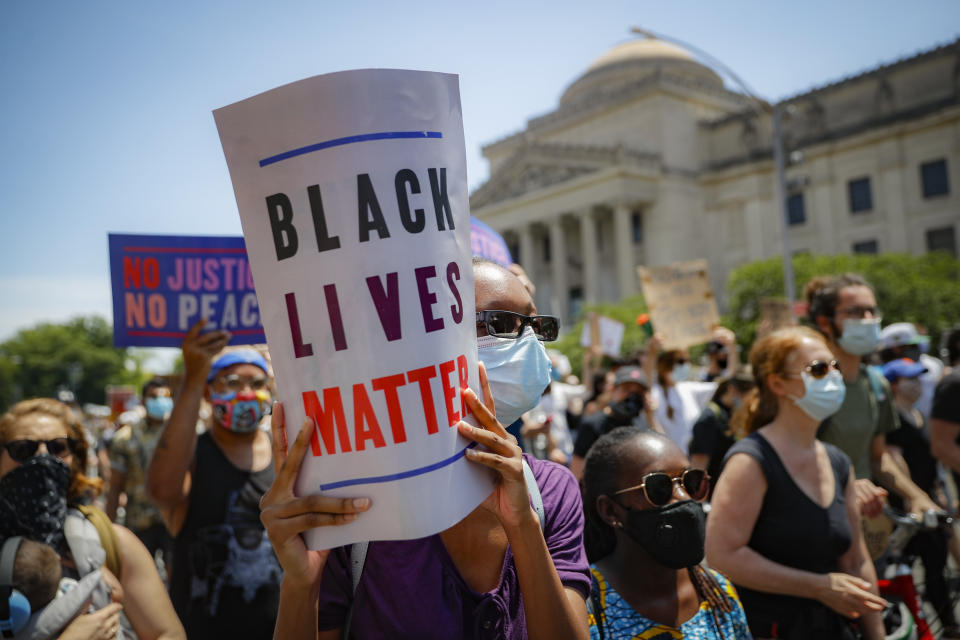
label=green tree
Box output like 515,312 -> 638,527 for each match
0,315 -> 148,411
551,295 -> 650,380
724,252 -> 960,352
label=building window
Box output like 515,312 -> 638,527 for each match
787,193 -> 806,226
852,239 -> 879,254
508,241 -> 520,264
848,177 -> 873,213
926,226 -> 957,257
631,212 -> 643,244
921,159 -> 949,198
542,234 -> 551,263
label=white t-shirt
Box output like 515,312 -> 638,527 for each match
917,353 -> 945,421
651,381 -> 716,453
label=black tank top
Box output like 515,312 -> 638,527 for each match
722,433 -> 854,636
169,431 -> 281,639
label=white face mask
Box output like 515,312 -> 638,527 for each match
837,318 -> 881,356
790,369 -> 846,421
476,327 -> 553,426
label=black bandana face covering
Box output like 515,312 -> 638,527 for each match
0,454 -> 70,552
621,499 -> 706,569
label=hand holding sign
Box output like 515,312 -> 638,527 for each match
457,363 -> 534,531
259,402 -> 371,591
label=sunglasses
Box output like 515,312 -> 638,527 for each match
835,306 -> 881,320
476,310 -> 560,342
216,374 -> 270,392
785,359 -> 841,379
674,358 -> 689,366
612,468 -> 710,507
0,438 -> 77,464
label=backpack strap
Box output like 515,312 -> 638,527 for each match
342,458 -> 545,638
75,505 -> 122,578
865,365 -> 887,404
522,458 -> 545,529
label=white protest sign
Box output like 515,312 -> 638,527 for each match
579,314 -> 625,357
637,259 -> 721,350
214,70 -> 493,549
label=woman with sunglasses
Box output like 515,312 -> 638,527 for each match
0,398 -> 185,640
706,327 -> 886,640
644,330 -> 733,454
582,427 -> 751,639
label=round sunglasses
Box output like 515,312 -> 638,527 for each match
611,468 -> 710,507
0,438 -> 77,464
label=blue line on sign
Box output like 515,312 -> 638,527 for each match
259,130 -> 443,167
318,442 -> 477,491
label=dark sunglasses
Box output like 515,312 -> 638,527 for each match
785,359 -> 841,380
674,358 -> 689,366
476,310 -> 560,342
612,468 -> 710,507
0,438 -> 77,464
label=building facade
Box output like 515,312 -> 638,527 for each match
470,37 -> 960,326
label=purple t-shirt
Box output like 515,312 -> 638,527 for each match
315,455 -> 590,639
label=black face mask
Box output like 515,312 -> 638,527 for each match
620,499 -> 706,569
716,357 -> 729,370
0,454 -> 70,552
608,392 -> 644,425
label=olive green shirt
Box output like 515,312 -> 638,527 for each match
818,365 -> 899,480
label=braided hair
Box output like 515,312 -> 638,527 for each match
581,426 -> 642,563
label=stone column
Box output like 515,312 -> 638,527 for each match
579,208 -> 599,306
613,202 -> 637,299
549,216 -> 568,323
516,224 -> 535,271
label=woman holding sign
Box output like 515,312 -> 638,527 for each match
260,260 -> 591,639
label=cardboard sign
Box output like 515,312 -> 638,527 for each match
214,70 -> 492,549
637,259 -> 720,350
757,298 -> 796,339
108,234 -> 264,347
579,314 -> 625,357
469,217 -> 512,267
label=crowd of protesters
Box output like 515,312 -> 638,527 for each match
2,265 -> 960,639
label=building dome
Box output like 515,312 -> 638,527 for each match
560,37 -> 724,105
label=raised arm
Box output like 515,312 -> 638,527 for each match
261,403 -> 371,640
146,320 -> 229,535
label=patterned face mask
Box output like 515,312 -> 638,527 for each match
210,390 -> 272,433
0,454 -> 70,552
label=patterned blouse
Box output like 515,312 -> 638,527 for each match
588,565 -> 753,640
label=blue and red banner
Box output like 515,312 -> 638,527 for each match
108,233 -> 265,347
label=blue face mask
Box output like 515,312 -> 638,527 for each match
837,318 -> 881,356
145,396 -> 173,420
477,327 -> 552,427
791,369 -> 846,421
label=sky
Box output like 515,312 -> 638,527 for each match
1,0 -> 957,369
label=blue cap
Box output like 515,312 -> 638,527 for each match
881,358 -> 927,383
207,349 -> 269,382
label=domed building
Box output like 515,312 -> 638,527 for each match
470,36 -> 960,326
